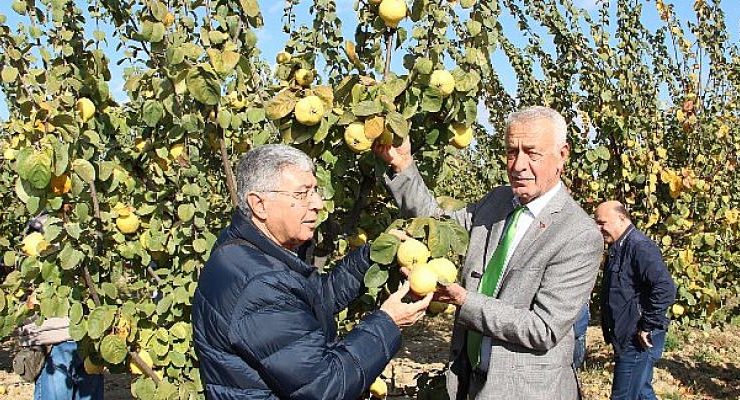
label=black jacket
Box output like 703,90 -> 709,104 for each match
600,225 -> 676,354
192,210 -> 401,399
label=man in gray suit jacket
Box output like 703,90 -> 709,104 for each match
375,106 -> 603,399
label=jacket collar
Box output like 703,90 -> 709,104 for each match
227,209 -> 314,277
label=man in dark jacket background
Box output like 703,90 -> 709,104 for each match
595,201 -> 676,400
192,144 -> 432,399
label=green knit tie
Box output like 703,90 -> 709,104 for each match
467,205 -> 527,369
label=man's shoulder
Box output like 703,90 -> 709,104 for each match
626,229 -> 661,254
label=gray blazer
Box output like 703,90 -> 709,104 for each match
386,163 -> 603,400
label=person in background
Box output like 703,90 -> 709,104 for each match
16,214 -> 104,400
595,201 -> 676,400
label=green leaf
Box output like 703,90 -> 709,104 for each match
414,58 -> 433,75
428,221 -> 452,258
68,319 -> 87,341
52,140 -> 69,176
72,159 -> 96,182
386,111 -> 409,138
186,66 -> 221,106
142,100 -> 164,127
100,334 -> 128,364
448,221 -> 470,256
421,89 -> 443,113
407,217 -> 434,238
101,282 -> 118,299
69,302 -> 83,324
239,0 -> 261,18
363,264 -> 389,288
59,243 -> 84,270
27,163 -> 52,189
352,100 -> 383,117
170,322 -> 189,340
177,204 -> 196,222
193,238 -> 208,253
460,0 -> 476,8
370,233 -> 401,265
88,306 -> 116,339
1,66 -> 18,83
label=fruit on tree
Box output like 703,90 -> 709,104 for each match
344,122 -> 373,153
369,377 -> 388,398
130,350 -> 153,375
449,123 -> 472,149
396,238 -> 430,269
22,232 -> 48,257
276,51 -> 292,64
430,69 -> 456,97
75,97 -> 96,122
378,0 -> 407,29
672,303 -> 685,316
50,173 -> 72,195
294,95 -> 324,126
409,264 -> 438,296
348,228 -> 368,248
84,357 -> 104,375
294,68 -> 314,87
170,143 -> 186,159
427,257 -> 457,283
369,0 -> 383,5
428,301 -> 455,314
116,207 -> 141,234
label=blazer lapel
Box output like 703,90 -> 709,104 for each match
501,187 -> 568,282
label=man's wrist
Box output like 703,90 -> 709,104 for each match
391,156 -> 413,173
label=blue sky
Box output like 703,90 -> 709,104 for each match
1,0 -> 738,122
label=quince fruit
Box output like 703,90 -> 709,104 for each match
409,264 -> 438,296
344,122 -> 373,153
427,258 -> 457,283
369,377 -> 388,398
396,238 -> 430,269
276,51 -> 292,64
348,228 -> 368,248
449,123 -> 473,149
430,69 -> 456,97
672,303 -> 685,316
117,213 -> 140,234
130,350 -> 153,375
294,68 -> 314,87
295,95 -> 324,126
379,0 -> 407,29
76,97 -> 96,122
22,232 -> 48,257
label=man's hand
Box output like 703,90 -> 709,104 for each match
373,136 -> 413,173
434,282 -> 468,306
637,330 -> 653,349
380,281 -> 433,327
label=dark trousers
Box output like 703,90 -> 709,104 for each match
610,329 -> 667,400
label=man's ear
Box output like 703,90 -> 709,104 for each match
247,192 -> 267,220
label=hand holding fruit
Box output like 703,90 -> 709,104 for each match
380,281 -> 433,327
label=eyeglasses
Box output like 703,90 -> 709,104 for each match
260,186 -> 324,202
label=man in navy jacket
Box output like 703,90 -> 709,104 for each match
192,144 -> 432,399
595,201 -> 676,400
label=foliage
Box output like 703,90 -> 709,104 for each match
0,0 -> 738,397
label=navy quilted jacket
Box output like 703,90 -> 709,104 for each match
192,210 -> 402,399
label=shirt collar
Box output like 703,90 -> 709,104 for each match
512,181 -> 563,218
615,224 -> 635,248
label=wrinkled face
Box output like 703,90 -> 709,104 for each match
595,206 -> 627,245
260,166 -> 323,250
505,119 -> 569,204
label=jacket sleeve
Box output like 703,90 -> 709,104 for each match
633,241 -> 676,331
321,245 -> 372,314
457,228 -> 603,351
384,162 -> 476,230
228,275 -> 402,400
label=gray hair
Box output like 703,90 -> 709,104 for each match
505,106 -> 568,147
235,144 -> 315,214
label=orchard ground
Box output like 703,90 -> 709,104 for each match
0,315 -> 737,399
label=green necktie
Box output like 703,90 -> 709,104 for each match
467,205 -> 527,369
